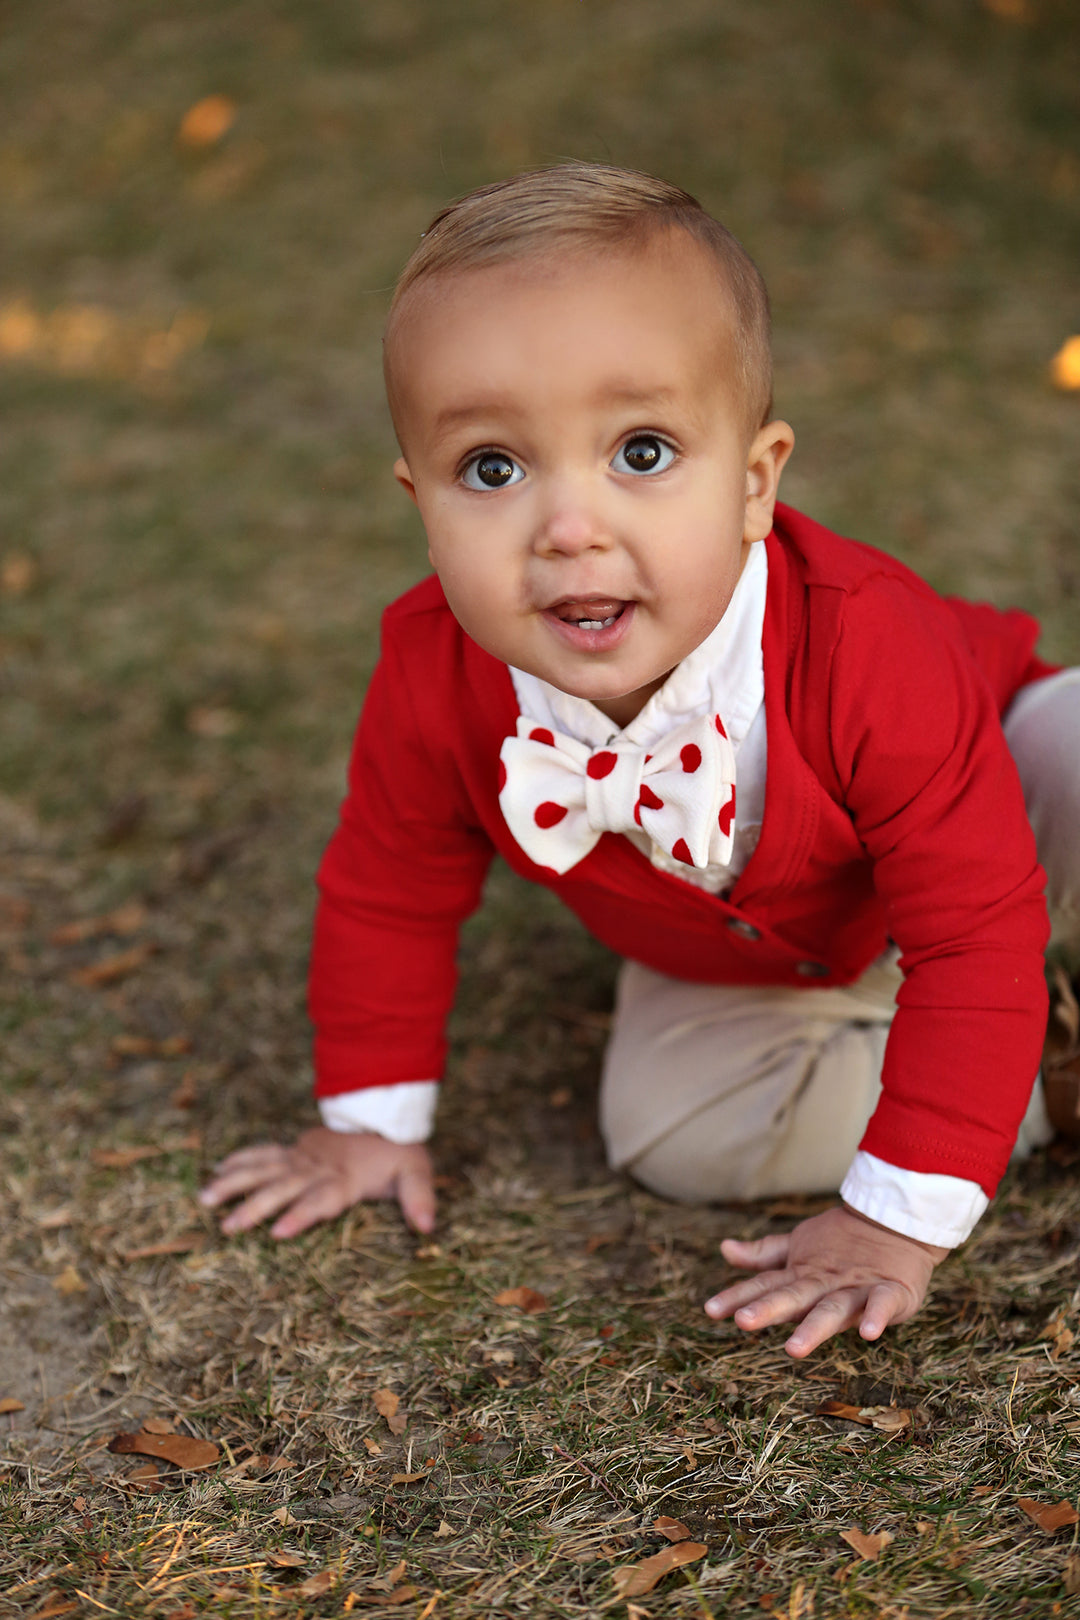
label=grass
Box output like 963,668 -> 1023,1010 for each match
2,0 -> 1080,1614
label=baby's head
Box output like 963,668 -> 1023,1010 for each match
384,163 -> 793,726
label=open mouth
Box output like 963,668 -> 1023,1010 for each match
549,599 -> 628,630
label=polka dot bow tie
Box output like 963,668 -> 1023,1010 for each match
498,712 -> 737,876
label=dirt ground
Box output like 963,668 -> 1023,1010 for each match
2,1 -> 1080,1615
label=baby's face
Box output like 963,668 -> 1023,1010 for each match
390,232 -> 793,726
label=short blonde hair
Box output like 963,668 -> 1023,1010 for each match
384,162 -> 773,432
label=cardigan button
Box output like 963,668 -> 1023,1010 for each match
796,961 -> 830,978
726,918 -> 761,942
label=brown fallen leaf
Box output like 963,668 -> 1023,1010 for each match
0,551 -> 37,597
372,1559 -> 408,1592
297,1570 -> 335,1598
107,1429 -> 220,1471
186,703 -> 241,738
374,1387 -> 400,1418
179,95 -> 238,149
390,1464 -> 436,1485
435,1520 -> 453,1537
92,1144 -> 166,1169
225,1452 -> 269,1478
493,1285 -> 548,1313
385,1587 -> 419,1607
266,1551 -> 306,1568
170,1069 -> 199,1108
363,1435 -> 382,1455
71,943 -> 154,987
652,1515 -> 691,1541
121,1234 -> 205,1261
141,1416 -> 176,1435
0,1397 -> 25,1414
25,1597 -> 79,1620
53,1264 -> 88,1295
1018,1497 -> 1079,1533
611,1540 -> 707,1597
816,1400 -> 911,1432
264,1455 -> 295,1473
840,1527 -> 894,1561
51,901 -> 147,946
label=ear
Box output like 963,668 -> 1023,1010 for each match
744,420 -> 795,543
393,457 -> 418,506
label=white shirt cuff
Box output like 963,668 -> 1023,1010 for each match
840,1150 -> 988,1248
317,1081 -> 437,1144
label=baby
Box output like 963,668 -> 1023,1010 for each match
200,163 -> 1080,1358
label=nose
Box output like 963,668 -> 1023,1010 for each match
533,480 -> 613,559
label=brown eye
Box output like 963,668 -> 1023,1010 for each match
462,452 -> 523,490
614,436 -> 675,475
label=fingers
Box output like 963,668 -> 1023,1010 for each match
217,1172 -> 315,1234
396,1164 -> 437,1235
704,1267 -> 793,1321
783,1290 -> 865,1358
198,1146 -> 293,1209
720,1233 -> 791,1271
858,1281 -> 909,1342
270,1179 -> 352,1240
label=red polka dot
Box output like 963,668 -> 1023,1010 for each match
718,785 -> 736,837
714,715 -> 728,739
534,801 -> 568,829
672,838 -> 693,865
680,743 -> 702,774
586,750 -> 617,780
529,727 -> 555,746
638,784 -> 664,811
498,760 -> 507,792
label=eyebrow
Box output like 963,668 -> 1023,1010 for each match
430,383 -> 683,439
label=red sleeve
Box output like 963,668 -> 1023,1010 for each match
309,617 -> 494,1095
828,576 -> 1050,1196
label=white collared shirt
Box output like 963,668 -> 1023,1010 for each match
320,542 -> 991,1248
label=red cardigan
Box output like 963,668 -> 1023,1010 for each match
311,504 -> 1054,1197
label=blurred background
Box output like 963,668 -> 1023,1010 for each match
2,0 -> 1079,1139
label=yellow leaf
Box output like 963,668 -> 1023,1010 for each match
53,1265 -> 88,1295
1051,336 -> 1080,390
179,95 -> 237,149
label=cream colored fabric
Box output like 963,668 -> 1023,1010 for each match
1003,667 -> 1080,948
600,950 -> 900,1201
601,667 -> 1079,1207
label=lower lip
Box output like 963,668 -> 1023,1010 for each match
541,602 -> 635,653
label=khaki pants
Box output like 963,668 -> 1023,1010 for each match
601,669 -> 1080,1202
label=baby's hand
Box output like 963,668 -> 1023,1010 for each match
198,1128 -> 435,1240
704,1204 -> 948,1358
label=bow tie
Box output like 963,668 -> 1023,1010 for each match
498,712 -> 737,876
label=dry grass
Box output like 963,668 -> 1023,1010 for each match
3,0 -> 1080,1615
